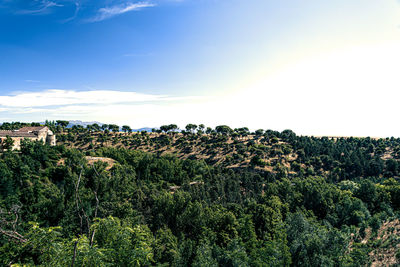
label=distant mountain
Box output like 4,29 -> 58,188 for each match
133,127 -> 153,132
66,120 -> 104,128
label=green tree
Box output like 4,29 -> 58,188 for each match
108,124 -> 120,133
122,125 -> 132,133
93,216 -> 154,266
154,227 -> 179,264
2,136 -> 14,150
56,120 -> 69,128
215,125 -> 233,136
185,124 -> 198,134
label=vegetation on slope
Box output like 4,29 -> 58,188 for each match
1,121 -> 400,266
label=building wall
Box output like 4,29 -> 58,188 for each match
12,137 -> 22,150
37,130 -> 48,143
46,134 -> 56,146
0,137 -> 39,150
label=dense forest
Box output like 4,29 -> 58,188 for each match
1,121 -> 400,266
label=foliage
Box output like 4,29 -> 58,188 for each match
1,125 -> 400,265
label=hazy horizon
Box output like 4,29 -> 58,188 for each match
1,0 -> 400,137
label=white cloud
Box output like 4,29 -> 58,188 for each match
0,89 -> 173,107
0,88 -> 217,128
61,1 -> 80,23
17,0 -> 63,15
0,89 -> 207,127
89,2 -> 155,22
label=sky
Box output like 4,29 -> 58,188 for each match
0,0 -> 400,137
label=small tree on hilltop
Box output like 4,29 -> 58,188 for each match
197,124 -> 205,135
122,125 -> 132,134
108,124 -> 120,133
168,124 -> 178,133
160,125 -> 169,134
185,124 -> 197,134
101,124 -> 108,131
215,125 -> 233,136
160,124 -> 178,134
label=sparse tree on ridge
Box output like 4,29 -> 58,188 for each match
255,129 -> 264,137
101,124 -> 108,131
108,124 -> 120,133
91,123 -> 101,132
160,125 -> 169,134
122,125 -> 132,133
168,124 -> 178,133
160,124 -> 178,134
215,125 -> 233,136
185,124 -> 197,134
197,124 -> 205,135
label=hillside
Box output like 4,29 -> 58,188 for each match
57,127 -> 400,179
1,123 -> 400,266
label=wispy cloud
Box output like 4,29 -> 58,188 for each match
3,0 -> 164,22
0,89 -> 204,127
61,1 -> 80,23
0,89 -> 175,107
88,1 -> 155,22
17,0 -> 63,15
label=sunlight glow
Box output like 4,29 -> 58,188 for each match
226,41 -> 400,136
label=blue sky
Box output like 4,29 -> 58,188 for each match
1,0 -> 400,136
